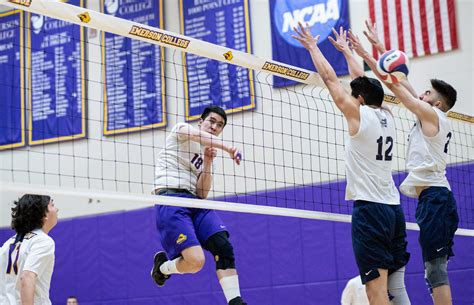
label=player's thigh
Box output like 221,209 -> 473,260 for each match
156,205 -> 200,259
390,205 -> 410,271
193,209 -> 228,244
352,201 -> 395,283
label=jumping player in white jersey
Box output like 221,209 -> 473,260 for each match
151,105 -> 246,305
294,23 -> 410,305
350,20 -> 459,305
0,194 -> 58,305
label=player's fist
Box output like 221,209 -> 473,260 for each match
203,147 -> 217,162
228,147 -> 242,165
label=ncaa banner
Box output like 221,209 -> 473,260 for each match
180,0 -> 255,121
270,0 -> 350,87
102,0 -> 166,135
0,10 -> 25,151
28,0 -> 86,145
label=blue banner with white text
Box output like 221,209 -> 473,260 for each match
101,0 -> 166,135
269,0 -> 350,87
180,0 -> 255,121
0,10 -> 25,150
28,0 -> 86,145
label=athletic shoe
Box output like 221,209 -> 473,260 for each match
228,296 -> 247,305
150,251 -> 171,287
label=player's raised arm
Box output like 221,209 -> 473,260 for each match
292,23 -> 359,122
177,124 -> 241,165
363,19 -> 386,55
328,26 -> 364,80
360,20 -> 419,98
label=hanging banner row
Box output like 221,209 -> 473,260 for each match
0,0 -> 255,150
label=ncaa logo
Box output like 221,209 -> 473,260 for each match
273,0 -> 341,47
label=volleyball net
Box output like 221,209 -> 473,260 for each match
0,0 -> 473,236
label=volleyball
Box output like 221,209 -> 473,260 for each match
376,50 -> 409,84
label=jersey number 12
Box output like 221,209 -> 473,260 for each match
376,136 -> 393,161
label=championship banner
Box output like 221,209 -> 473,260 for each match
269,0 -> 350,87
28,0 -> 87,145
180,0 -> 255,121
101,0 -> 166,135
0,10 -> 25,151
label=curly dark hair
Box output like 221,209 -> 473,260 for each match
11,194 -> 51,235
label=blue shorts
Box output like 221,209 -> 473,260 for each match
352,200 -> 410,284
416,187 -> 459,262
155,190 -> 227,259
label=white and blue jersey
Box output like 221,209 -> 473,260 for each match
400,107 -> 452,197
345,105 -> 400,205
155,123 -> 204,195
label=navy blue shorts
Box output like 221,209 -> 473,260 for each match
352,200 -> 410,284
416,187 -> 459,262
155,190 -> 227,259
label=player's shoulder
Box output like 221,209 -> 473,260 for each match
172,122 -> 191,131
0,236 -> 16,251
28,230 -> 55,248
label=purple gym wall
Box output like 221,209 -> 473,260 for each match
1,163 -> 473,305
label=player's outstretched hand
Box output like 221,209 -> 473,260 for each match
328,26 -> 350,53
228,147 -> 242,165
363,19 -> 380,46
348,29 -> 367,58
292,22 -> 320,51
363,19 -> 386,53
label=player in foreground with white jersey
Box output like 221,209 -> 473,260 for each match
151,105 -> 246,305
294,23 -> 410,305
352,20 -> 459,305
0,194 -> 58,305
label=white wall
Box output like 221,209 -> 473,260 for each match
0,0 -> 473,227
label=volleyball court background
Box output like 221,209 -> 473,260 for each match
0,0 -> 473,304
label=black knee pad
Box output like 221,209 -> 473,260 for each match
204,231 -> 236,270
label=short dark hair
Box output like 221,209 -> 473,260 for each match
350,76 -> 385,107
431,79 -> 456,110
200,105 -> 227,126
11,194 -> 51,235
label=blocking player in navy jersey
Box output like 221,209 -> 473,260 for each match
294,23 -> 410,305
151,105 -> 246,305
351,20 -> 459,305
0,194 -> 59,305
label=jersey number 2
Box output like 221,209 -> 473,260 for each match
444,132 -> 452,153
376,136 -> 393,161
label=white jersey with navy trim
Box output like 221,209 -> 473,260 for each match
400,107 -> 452,198
0,229 -> 55,305
345,106 -> 400,205
155,122 -> 203,195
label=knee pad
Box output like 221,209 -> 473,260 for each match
204,231 -> 236,270
425,256 -> 449,291
387,267 -> 410,305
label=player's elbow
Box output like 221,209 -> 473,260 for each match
196,190 -> 208,199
